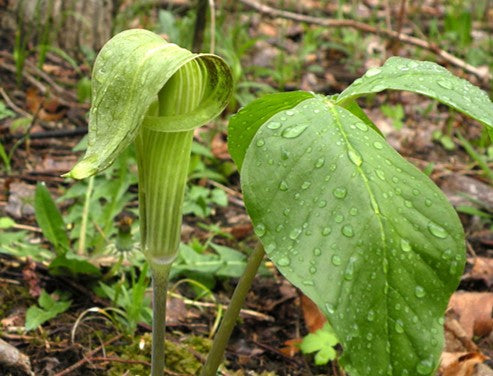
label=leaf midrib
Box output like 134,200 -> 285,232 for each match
327,101 -> 392,372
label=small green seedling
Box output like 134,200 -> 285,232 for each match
300,323 -> 339,366
226,57 -> 493,376
65,29 -> 232,375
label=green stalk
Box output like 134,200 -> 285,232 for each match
135,60 -> 206,375
201,244 -> 265,376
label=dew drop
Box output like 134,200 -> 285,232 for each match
366,67 -> 382,77
395,320 -> 404,334
313,248 -> 322,256
342,224 -> 355,238
427,222 -> 448,238
256,139 -> 265,147
315,158 -> 325,168
267,121 -> 281,129
348,149 -> 363,166
355,122 -> 368,131
375,169 -> 385,180
322,227 -> 332,236
282,124 -> 309,138
301,181 -> 312,190
285,110 -> 295,116
331,254 -> 342,266
344,258 -> 355,280
325,303 -> 335,314
302,280 -> 314,286
335,214 -> 344,223
277,257 -> 290,266
309,266 -> 317,274
255,223 -> 266,237
333,187 -> 348,199
416,358 -> 434,375
425,198 -> 432,207
437,80 -> 453,90
373,141 -> 384,150
279,180 -> 289,191
289,228 -> 302,240
283,208 -> 291,216
349,207 -> 358,216
400,239 -> 412,252
415,285 -> 426,298
367,310 -> 375,321
318,200 -> 327,208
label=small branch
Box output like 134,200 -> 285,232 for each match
238,0 -> 491,82
0,87 -> 32,118
192,0 -> 209,52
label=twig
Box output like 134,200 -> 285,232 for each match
87,356 -> 150,366
0,87 -> 32,118
168,291 -> 274,321
238,0 -> 491,82
53,334 -> 122,376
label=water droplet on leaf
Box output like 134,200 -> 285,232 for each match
279,180 -> 289,191
267,121 -> 281,129
428,222 -> 448,238
415,285 -> 426,298
333,187 -> 348,199
366,67 -> 382,77
437,80 -> 453,89
282,124 -> 309,138
348,149 -> 363,166
255,223 -> 266,237
400,239 -> 412,252
342,224 -> 355,238
331,255 -> 342,266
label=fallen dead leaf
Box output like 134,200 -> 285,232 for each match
440,352 -> 488,376
300,293 -> 326,333
448,292 -> 493,338
211,132 -> 230,160
464,257 -> 493,288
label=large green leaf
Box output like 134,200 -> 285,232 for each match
230,95 -> 465,376
337,57 -> 493,138
66,29 -> 232,179
228,91 -> 314,170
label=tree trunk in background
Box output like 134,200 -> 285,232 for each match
0,0 -> 118,56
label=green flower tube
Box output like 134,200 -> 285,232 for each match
65,29 -> 232,375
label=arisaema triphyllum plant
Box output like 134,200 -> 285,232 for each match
225,57 -> 493,376
64,29 -> 233,376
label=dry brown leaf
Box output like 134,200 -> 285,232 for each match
466,258 -> 493,288
279,338 -> 301,357
211,132 -> 230,160
448,292 -> 493,338
300,293 -> 326,333
440,352 -> 488,376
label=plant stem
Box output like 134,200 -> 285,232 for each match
78,175 -> 94,255
201,244 -> 265,376
151,265 -> 171,376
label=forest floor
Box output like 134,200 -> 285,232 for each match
1,1 -> 493,375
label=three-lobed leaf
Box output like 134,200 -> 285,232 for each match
226,56 -> 491,375
337,56 -> 493,139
